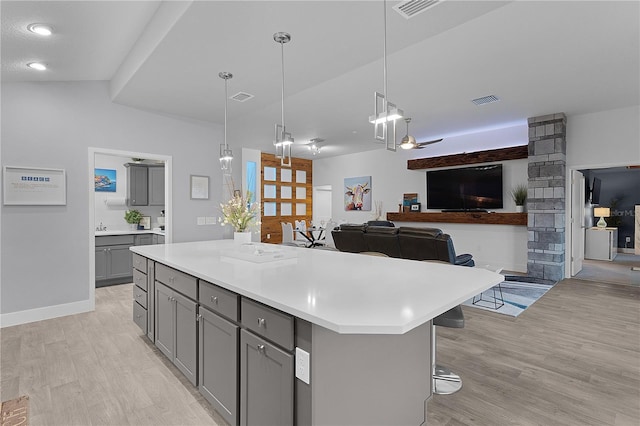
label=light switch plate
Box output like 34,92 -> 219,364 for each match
295,347 -> 310,384
205,216 -> 216,225
197,217 -> 206,225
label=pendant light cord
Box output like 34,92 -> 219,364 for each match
383,0 -> 387,113
280,40 -> 286,130
224,77 -> 228,149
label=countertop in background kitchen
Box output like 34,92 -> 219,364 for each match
95,229 -> 165,237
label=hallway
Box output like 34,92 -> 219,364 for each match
575,253 -> 640,287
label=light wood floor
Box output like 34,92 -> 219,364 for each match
428,278 -> 640,426
1,279 -> 639,425
0,284 -> 226,426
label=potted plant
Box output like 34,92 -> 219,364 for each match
220,190 -> 261,244
124,209 -> 143,230
511,184 -> 528,212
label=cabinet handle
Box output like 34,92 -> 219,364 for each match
211,296 -> 218,304
196,314 -> 202,322
136,314 -> 142,319
170,276 -> 175,282
257,344 -> 266,354
257,317 -> 266,328
167,296 -> 171,301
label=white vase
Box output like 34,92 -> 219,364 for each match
130,223 -> 138,231
515,205 -> 524,213
234,231 -> 252,245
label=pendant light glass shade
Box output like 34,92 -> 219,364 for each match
370,0 -> 403,152
219,72 -> 233,174
273,32 -> 294,167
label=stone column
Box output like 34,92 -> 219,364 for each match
527,113 -> 567,281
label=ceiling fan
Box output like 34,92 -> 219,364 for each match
399,118 -> 443,150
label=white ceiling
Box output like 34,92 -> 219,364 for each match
2,1 -> 639,160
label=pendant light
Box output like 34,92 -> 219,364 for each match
369,0 -> 404,151
273,32 -> 294,167
219,72 -> 233,174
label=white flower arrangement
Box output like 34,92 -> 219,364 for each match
220,190 -> 261,232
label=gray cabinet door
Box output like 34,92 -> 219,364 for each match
108,245 -> 133,279
135,234 -> 153,246
240,330 -> 293,426
174,291 -> 197,386
148,166 -> 165,206
199,307 -> 239,426
127,164 -> 148,206
95,248 -> 108,281
155,282 -> 175,359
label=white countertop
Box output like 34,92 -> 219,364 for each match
96,229 -> 165,237
131,240 -> 503,335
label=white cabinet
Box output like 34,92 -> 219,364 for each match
585,227 -> 618,261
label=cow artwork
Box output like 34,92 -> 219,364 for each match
344,176 -> 372,211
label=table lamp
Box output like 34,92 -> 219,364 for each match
594,207 -> 610,228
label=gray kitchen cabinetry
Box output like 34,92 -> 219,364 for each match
132,254 -> 147,332
125,163 -> 148,206
153,234 -> 165,245
239,329 -> 294,426
148,165 -> 165,206
135,234 -> 153,246
155,279 -> 198,386
198,280 -> 240,426
95,235 -> 134,287
239,298 -> 294,426
199,306 -> 239,426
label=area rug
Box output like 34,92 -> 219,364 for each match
463,275 -> 556,317
1,395 -> 29,426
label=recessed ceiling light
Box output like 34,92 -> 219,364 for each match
27,62 -> 47,71
27,24 -> 53,36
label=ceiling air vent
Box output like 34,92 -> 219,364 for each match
230,92 -> 254,102
393,0 -> 443,19
472,95 -> 500,106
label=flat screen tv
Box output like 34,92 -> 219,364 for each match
426,164 -> 503,210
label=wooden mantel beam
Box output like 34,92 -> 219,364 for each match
407,145 -> 529,170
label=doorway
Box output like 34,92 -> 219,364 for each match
567,162 -> 639,279
88,148 -> 172,307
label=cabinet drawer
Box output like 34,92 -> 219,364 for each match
199,280 -> 239,321
96,235 -> 134,247
133,284 -> 147,309
241,298 -> 294,351
156,263 -> 197,300
133,268 -> 147,291
133,253 -> 147,272
133,300 -> 147,332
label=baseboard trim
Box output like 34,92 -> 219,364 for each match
618,248 -> 636,254
0,299 -> 94,328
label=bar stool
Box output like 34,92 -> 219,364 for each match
432,305 -> 465,395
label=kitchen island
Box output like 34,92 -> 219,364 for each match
131,240 -> 503,425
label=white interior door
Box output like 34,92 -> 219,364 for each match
313,185 -> 332,225
570,170 -> 585,275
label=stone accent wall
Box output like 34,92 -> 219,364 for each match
527,113 -> 567,281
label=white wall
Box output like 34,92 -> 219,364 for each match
94,154 -> 164,231
0,81 -> 238,325
566,105 -> 640,168
313,125 -> 530,272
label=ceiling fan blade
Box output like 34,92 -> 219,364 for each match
415,138 -> 443,148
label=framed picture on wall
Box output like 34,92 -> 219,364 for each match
94,168 -> 117,192
3,166 -> 67,205
344,176 -> 372,211
190,175 -> 209,200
